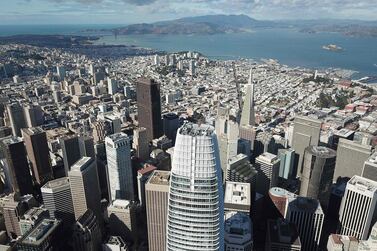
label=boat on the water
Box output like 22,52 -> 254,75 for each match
322,44 -> 343,51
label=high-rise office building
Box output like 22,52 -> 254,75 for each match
334,139 -> 372,182
6,103 -> 27,137
0,137 -> 33,196
255,152 -> 280,195
23,104 -> 44,128
92,120 -> 111,144
285,197 -> 324,251
240,70 -> 256,127
137,164 -> 157,206
215,109 -> 239,181
136,78 -> 163,142
3,195 -> 27,238
22,127 -> 53,186
268,187 -> 297,218
361,152 -> 377,182
162,113 -> 180,143
277,148 -> 295,179
145,170 -> 170,251
41,177 -> 75,227
339,176 -> 377,240
224,212 -> 253,251
300,146 -> 337,209
69,157 -> 102,221
78,136 -> 95,159
265,218 -> 301,251
73,209 -> 102,251
107,199 -> 136,242
291,116 -> 321,177
108,78 -> 118,95
56,66 -> 66,80
166,123 -> 224,251
60,135 -> 81,176
16,219 -> 63,251
105,133 -> 134,202
226,154 -> 257,188
133,127 -> 150,161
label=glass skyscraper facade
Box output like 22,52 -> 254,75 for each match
166,123 -> 224,251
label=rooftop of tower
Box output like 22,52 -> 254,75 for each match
305,146 -> 337,158
348,175 -> 377,192
179,122 -> 214,137
42,177 -> 69,189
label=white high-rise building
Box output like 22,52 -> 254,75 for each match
107,78 -> 118,95
339,175 -> 377,240
105,133 -> 134,202
166,123 -> 224,251
240,70 -> 256,127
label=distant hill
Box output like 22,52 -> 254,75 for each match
110,14 -> 274,35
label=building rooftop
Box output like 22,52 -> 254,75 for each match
106,132 -> 128,143
224,211 -> 252,237
1,136 -> 22,145
20,219 -> 61,245
224,181 -> 251,208
269,187 -> 297,199
179,122 -> 214,137
70,157 -> 93,172
305,146 -> 337,158
22,127 -> 45,135
138,164 -> 157,176
110,199 -> 131,209
42,177 -> 69,190
287,196 -> 323,214
256,152 -> 279,164
147,170 -> 170,186
348,175 -> 377,193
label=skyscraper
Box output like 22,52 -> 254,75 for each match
215,108 -> 239,181
339,175 -> 377,240
162,113 -> 180,143
73,209 -> 102,251
60,135 -> 81,176
79,136 -> 95,159
136,78 -> 163,142
291,116 -> 321,177
166,123 -> 224,250
6,103 -> 27,137
145,170 -> 170,251
334,139 -> 372,182
137,164 -> 157,206
265,218 -> 301,251
69,157 -> 102,221
277,148 -> 295,179
41,177 -> 75,227
23,104 -> 44,128
107,199 -> 136,243
362,152 -> 377,182
255,152 -> 280,195
133,127 -> 150,161
285,197 -> 324,251
0,137 -> 33,196
22,127 -> 53,186
105,133 -> 134,202
300,146 -> 336,210
240,70 -> 256,127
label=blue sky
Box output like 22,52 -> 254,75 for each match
1,0 -> 377,24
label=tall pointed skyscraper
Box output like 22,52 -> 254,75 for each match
240,70 -> 256,127
166,123 -> 224,250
